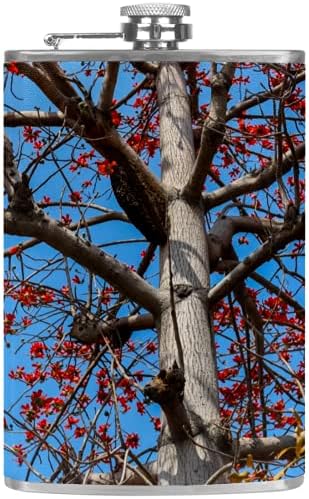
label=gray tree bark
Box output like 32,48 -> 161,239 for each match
156,63 -> 226,485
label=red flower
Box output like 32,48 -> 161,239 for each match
96,159 -> 117,176
22,316 -> 32,327
136,401 -> 145,414
238,236 -> 249,245
61,214 -> 72,225
12,444 -> 26,465
70,191 -> 82,203
151,417 -> 161,431
82,180 -> 92,188
111,105 -> 121,127
98,424 -> 112,445
7,61 -> 19,74
37,418 -> 49,434
65,415 -> 80,429
30,342 -> 48,359
146,341 -> 157,354
40,289 -> 55,304
74,427 -> 86,438
101,286 -> 113,304
25,431 -> 35,442
23,126 -> 41,143
8,245 -> 22,256
34,140 -> 43,150
125,432 -> 139,449
4,313 -> 15,334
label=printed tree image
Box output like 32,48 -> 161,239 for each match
4,60 -> 305,486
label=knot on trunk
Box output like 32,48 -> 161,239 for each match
70,313 -> 105,345
174,284 -> 193,299
144,361 -> 191,441
144,361 -> 185,405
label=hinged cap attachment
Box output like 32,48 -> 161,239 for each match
44,3 -> 192,50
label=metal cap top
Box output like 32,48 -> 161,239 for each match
121,3 -> 190,17
121,3 -> 192,49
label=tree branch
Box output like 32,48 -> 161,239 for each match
208,215 -> 304,305
15,63 -> 72,112
33,62 -> 79,99
15,63 -> 167,245
226,70 -> 305,121
98,62 -> 119,112
4,110 -> 65,127
208,214 -> 284,270
70,312 -> 155,345
73,430 -> 304,485
183,63 -> 235,200
4,211 -> 130,257
204,142 -> 305,210
236,431 -> 304,461
4,209 -> 161,315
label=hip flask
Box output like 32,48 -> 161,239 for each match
4,3 -> 305,494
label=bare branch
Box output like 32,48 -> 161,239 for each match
132,62 -> 159,75
15,63 -> 167,244
236,431 -> 304,461
226,70 -> 305,121
75,430 -> 304,485
33,62 -> 79,99
208,214 -> 284,269
204,142 -> 305,210
4,209 -> 162,315
15,63 -> 72,112
209,215 -> 304,305
4,211 -> 130,257
98,62 -> 119,112
5,110 -> 65,127
184,63 -> 235,200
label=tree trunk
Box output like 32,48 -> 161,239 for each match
157,63 -> 226,485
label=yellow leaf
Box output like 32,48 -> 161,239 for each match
246,454 -> 254,468
295,432 -> 305,458
229,471 -> 249,483
275,447 -> 293,459
273,469 -> 285,481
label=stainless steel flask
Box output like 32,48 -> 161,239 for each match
4,3 -> 305,494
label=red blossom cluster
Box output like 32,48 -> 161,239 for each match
7,61 -> 19,74
96,159 -> 118,176
69,149 -> 95,171
6,283 -> 55,307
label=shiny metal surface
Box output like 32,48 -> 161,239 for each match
120,4 -> 190,17
5,49 -> 305,63
5,476 -> 304,495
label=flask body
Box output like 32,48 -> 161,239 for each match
4,49 -> 305,494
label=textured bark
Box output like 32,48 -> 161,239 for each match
156,63 -> 226,485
